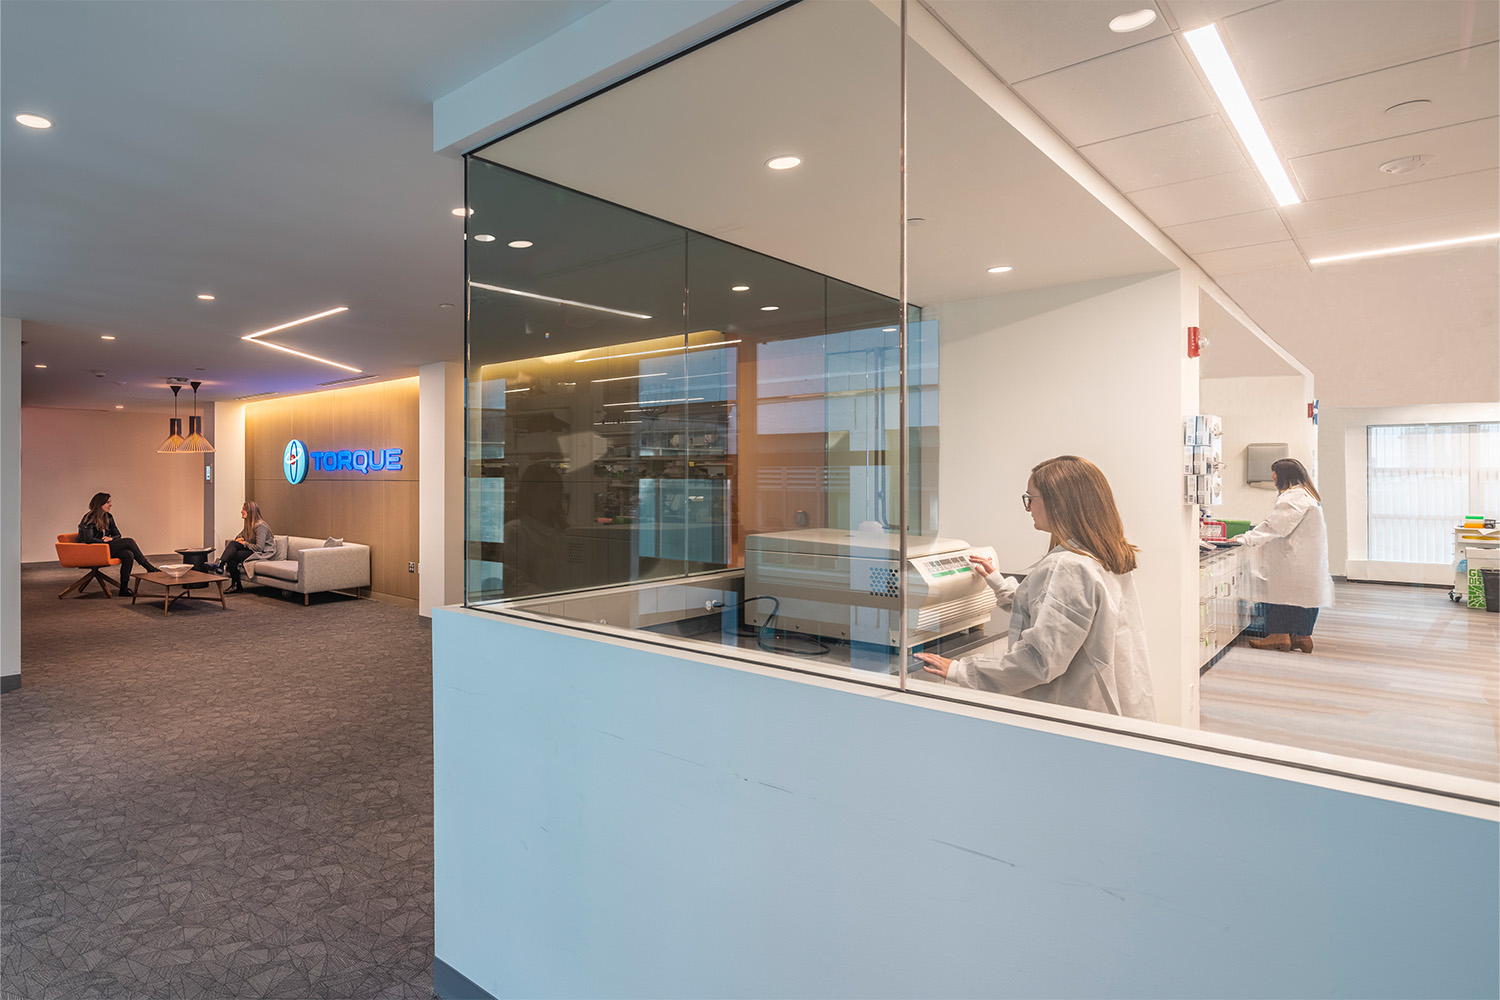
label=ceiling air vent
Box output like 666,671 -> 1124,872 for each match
318,374 -> 379,387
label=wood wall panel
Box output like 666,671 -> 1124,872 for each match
244,378 -> 419,602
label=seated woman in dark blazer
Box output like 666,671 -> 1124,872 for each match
76,492 -> 159,596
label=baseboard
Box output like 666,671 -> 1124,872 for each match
369,591 -> 417,609
433,958 -> 496,1000
1,674 -> 20,694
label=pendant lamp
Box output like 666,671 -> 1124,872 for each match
156,385 -> 185,453
178,380 -> 215,453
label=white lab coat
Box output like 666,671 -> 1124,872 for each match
945,547 -> 1156,721
1235,486 -> 1334,608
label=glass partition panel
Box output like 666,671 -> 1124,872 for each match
904,3 -> 1178,717
464,0 -> 923,682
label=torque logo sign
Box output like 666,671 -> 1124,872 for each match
284,439 -> 309,485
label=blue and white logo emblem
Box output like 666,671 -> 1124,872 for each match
283,439 -> 309,485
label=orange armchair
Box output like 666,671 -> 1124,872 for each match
56,532 -> 120,598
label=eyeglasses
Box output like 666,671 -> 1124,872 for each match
1021,492 -> 1037,511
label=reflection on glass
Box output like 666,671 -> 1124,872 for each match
464,159 -> 963,682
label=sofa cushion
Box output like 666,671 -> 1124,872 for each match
324,537 -> 344,547
273,535 -> 290,560
251,559 -> 299,582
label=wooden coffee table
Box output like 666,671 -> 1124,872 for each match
132,569 -> 231,615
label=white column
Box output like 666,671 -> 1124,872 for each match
207,401 -> 247,557
1,318 -> 22,691
420,361 -> 464,617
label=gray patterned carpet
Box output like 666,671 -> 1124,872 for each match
2,563 -> 436,999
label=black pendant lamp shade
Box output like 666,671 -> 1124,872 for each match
178,380 -> 215,453
156,385 -> 185,453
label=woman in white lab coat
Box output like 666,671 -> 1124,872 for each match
914,455 -> 1156,721
1232,458 -> 1333,653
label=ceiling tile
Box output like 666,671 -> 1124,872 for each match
1158,0 -> 1275,34
1283,169 -> 1499,239
927,0 -> 1170,84
1194,240 -> 1306,276
1221,0 -> 1500,98
1128,167 -> 1276,227
1287,116 -> 1499,201
1263,42 -> 1499,159
1080,114 -> 1250,191
1217,246 -> 1498,406
1298,208 -> 1500,261
1012,35 -> 1215,147
1163,208 -> 1289,253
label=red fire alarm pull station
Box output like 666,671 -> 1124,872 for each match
1188,326 -> 1201,358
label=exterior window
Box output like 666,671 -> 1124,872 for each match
1367,422 -> 1500,563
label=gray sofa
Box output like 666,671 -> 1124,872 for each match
245,535 -> 371,604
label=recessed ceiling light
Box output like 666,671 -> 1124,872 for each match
907,217 -> 926,225
197,293 -> 215,301
115,405 -> 124,409
1184,24 -> 1299,207
987,265 -> 1013,274
100,334 -> 115,340
1385,100 -> 1432,116
1108,9 -> 1157,32
766,155 -> 802,170
34,364 -> 46,368
473,234 -> 497,242
508,240 -> 533,248
731,285 -> 750,292
15,113 -> 52,129
883,327 -> 898,332
451,207 -> 472,217
439,302 -> 456,309
760,305 -> 780,311
1308,232 -> 1500,265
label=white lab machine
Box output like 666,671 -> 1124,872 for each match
743,528 -> 997,647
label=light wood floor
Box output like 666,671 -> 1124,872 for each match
1200,581 -> 1500,783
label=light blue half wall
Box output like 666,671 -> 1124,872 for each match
434,607 -> 1498,999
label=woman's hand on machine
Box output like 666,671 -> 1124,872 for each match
914,652 -> 952,678
967,554 -> 997,577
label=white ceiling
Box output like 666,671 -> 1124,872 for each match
2,0 -> 605,412
479,0 -> 1172,307
928,0 -> 1497,406
4,0 -> 1497,413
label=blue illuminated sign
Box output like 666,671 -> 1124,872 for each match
284,439 -> 309,485
283,440 -> 403,483
310,448 -> 403,474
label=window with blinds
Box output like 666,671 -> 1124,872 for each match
1368,422 -> 1500,564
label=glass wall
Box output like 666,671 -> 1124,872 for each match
460,0 -> 1498,795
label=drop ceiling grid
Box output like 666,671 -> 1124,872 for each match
1288,116 -> 1500,202
922,0 -> 1171,86
1218,0 -> 1500,98
1010,34 -> 1217,148
1260,41 -> 1500,160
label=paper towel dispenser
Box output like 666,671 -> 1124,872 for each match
1247,442 -> 1288,487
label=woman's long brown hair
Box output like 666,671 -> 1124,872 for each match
242,501 -> 267,539
1030,456 -> 1139,575
1271,458 -> 1321,501
87,492 -> 111,534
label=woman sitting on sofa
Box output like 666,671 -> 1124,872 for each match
76,491 -> 160,596
218,501 -> 274,593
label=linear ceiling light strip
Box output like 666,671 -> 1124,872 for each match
468,282 -> 652,320
1184,24 -> 1300,207
571,339 -> 743,363
242,306 -> 361,372
1308,232 -> 1500,265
